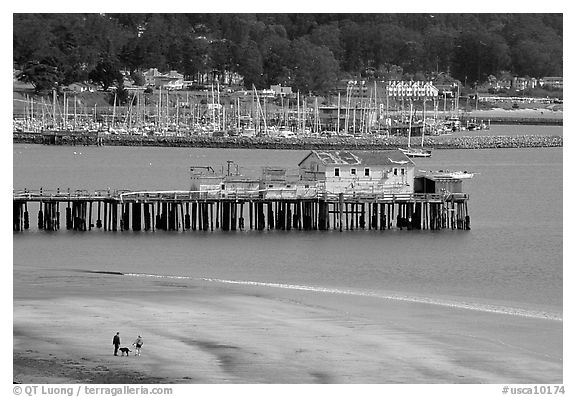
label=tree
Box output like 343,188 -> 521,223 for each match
288,38 -> 339,93
131,71 -> 145,86
181,37 -> 210,82
309,23 -> 343,61
13,14 -> 56,66
12,13 -> 563,95
110,83 -> 130,105
17,58 -> 63,93
89,59 -> 123,91
236,40 -> 264,89
376,64 -> 403,81
209,39 -> 236,82
452,31 -> 511,86
422,27 -> 456,74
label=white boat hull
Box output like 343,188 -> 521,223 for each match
399,148 -> 432,158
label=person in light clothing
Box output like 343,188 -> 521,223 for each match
132,335 -> 143,356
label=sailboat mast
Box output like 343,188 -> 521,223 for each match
422,99 -> 426,147
52,90 -> 56,129
176,97 -> 179,134
74,95 -> 77,131
407,100 -> 412,148
337,92 -> 341,133
216,80 -> 221,130
63,91 -> 67,130
211,83 -> 215,131
297,91 -> 300,134
237,97 -> 240,130
157,86 -> 161,130
112,92 -> 117,130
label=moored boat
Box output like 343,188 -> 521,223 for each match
399,147 -> 432,158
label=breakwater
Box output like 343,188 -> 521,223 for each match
483,117 -> 562,126
13,132 -> 562,150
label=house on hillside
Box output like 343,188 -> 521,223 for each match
154,70 -> 184,90
64,82 -> 96,93
540,77 -> 563,89
142,69 -> 184,90
433,83 -> 457,98
511,77 -> 538,91
143,68 -> 161,86
270,84 -> 293,97
298,150 -> 415,194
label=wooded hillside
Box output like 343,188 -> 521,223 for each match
13,13 -> 563,94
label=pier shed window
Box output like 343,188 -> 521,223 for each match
334,168 -> 340,177
364,168 -> 370,176
350,168 -> 356,175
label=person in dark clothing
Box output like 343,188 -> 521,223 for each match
113,332 -> 121,356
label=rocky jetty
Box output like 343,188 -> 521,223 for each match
13,132 -> 562,150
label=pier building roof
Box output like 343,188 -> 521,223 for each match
298,150 -> 414,167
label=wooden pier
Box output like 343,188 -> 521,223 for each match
13,188 -> 471,233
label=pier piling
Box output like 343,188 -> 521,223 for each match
13,189 -> 471,234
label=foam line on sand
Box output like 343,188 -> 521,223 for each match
125,273 -> 562,322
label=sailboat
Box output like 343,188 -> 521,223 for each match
398,101 -> 432,158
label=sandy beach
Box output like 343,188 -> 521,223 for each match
13,270 -> 562,384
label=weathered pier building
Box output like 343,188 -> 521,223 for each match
13,150 -> 472,233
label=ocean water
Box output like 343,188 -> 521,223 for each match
12,127 -> 563,319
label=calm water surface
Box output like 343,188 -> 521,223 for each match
13,129 -> 563,317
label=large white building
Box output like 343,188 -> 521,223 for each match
386,81 -> 439,99
298,150 -> 415,195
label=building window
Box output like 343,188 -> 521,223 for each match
334,168 -> 340,177
364,168 -> 370,176
351,168 -> 356,175
393,168 -> 398,176
401,168 -> 405,175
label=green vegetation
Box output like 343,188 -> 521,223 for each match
13,14 -> 562,94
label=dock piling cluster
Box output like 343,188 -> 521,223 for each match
13,190 -> 471,233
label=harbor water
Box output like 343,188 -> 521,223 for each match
13,126 -> 563,320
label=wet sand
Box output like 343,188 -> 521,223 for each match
13,271 -> 562,384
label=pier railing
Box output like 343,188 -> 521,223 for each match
14,188 -> 465,203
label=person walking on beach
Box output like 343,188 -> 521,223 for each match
113,332 -> 121,356
132,335 -> 143,356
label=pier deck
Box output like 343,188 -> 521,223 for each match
13,188 -> 471,232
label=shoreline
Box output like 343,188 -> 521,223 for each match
13,270 -> 563,384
